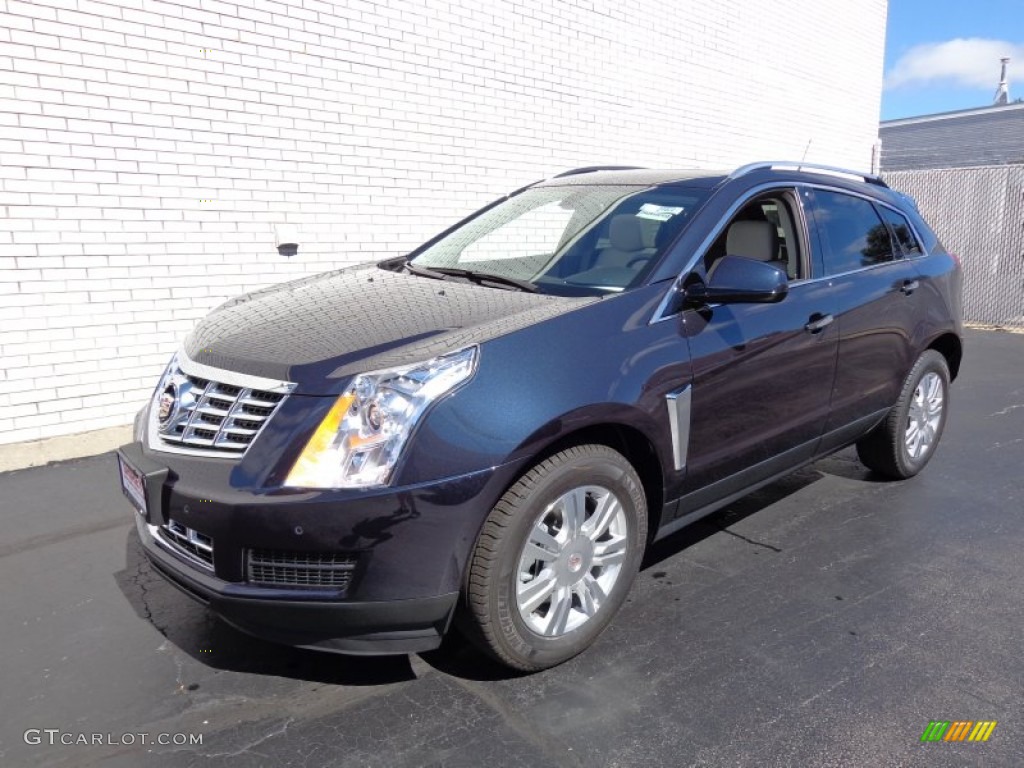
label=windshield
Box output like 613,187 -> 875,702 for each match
408,184 -> 709,296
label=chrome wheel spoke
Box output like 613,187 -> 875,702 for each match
575,574 -> 606,617
908,401 -> 923,424
593,535 -> 627,567
524,523 -> 561,563
543,586 -> 573,635
517,571 -> 557,615
560,487 -> 587,537
582,492 -> 621,541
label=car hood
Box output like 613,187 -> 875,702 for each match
182,264 -> 593,394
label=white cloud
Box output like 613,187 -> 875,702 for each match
885,38 -> 1024,91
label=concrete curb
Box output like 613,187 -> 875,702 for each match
0,425 -> 133,473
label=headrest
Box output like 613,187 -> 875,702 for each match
725,220 -> 778,262
608,215 -> 645,251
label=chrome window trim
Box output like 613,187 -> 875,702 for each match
145,349 -> 297,460
649,180 -> 930,324
799,183 -> 932,264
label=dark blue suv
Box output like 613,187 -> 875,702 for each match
116,162 -> 963,671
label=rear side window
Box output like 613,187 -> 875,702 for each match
879,206 -> 924,257
812,190 -> 896,275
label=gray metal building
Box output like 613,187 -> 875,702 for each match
879,102 -> 1024,171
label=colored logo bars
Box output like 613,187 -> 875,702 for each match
920,721 -> 997,742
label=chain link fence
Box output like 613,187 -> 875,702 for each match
883,165 -> 1024,328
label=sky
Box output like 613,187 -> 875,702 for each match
882,0 -> 1024,120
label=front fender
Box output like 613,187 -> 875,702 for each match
394,284 -> 691,490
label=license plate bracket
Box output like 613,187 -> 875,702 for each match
118,453 -> 149,517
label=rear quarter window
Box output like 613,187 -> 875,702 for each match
879,206 -> 923,257
904,205 -> 947,256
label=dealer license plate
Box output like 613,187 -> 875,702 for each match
118,453 -> 148,517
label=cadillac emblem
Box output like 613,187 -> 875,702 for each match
157,383 -> 177,425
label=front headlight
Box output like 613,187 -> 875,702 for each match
284,347 -> 478,489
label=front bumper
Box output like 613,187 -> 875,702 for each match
117,441 -> 525,654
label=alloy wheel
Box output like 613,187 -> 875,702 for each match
905,371 -> 944,460
515,485 -> 629,637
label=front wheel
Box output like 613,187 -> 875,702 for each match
460,444 -> 647,671
856,349 -> 951,479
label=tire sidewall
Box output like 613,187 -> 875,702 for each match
491,449 -> 647,668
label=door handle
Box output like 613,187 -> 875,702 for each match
804,313 -> 834,334
900,279 -> 919,295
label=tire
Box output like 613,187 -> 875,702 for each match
856,350 -> 951,479
460,444 -> 647,672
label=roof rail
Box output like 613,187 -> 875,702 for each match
730,161 -> 888,187
553,165 -> 647,178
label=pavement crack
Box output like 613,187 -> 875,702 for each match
132,559 -> 169,638
719,527 -> 782,552
986,437 -> 1024,451
989,403 -> 1024,417
680,556 -> 725,574
199,716 -> 295,759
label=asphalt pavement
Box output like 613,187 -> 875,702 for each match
1,328 -> 1022,768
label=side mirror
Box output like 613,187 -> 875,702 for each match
684,255 -> 788,306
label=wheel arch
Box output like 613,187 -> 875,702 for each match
927,332 -> 962,380
508,419 -> 668,543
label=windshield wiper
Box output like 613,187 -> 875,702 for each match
428,267 -> 539,293
403,262 -> 450,281
403,261 -> 539,293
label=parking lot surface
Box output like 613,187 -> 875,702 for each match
1,329 -> 1022,767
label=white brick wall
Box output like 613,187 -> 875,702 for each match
0,0 -> 887,444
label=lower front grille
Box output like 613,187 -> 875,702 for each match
157,519 -> 214,571
247,549 -> 359,590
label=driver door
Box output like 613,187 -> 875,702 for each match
677,188 -> 839,510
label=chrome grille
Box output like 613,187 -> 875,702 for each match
149,352 -> 295,458
157,519 -> 214,571
247,550 -> 359,590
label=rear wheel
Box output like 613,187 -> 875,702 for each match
460,444 -> 647,671
856,350 -> 950,479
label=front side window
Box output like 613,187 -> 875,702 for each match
812,190 -> 897,275
879,206 -> 924,257
702,191 -> 806,280
410,185 -> 709,296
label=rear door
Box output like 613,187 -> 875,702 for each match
806,188 -> 926,438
